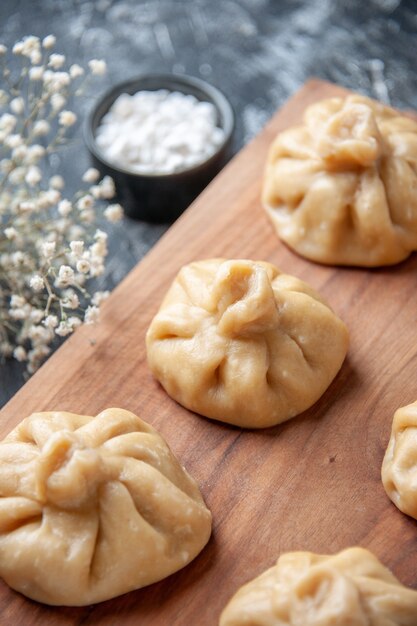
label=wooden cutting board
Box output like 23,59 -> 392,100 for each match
1,79 -> 417,625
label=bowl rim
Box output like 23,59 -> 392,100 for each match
83,72 -> 235,179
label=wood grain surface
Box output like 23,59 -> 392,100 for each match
1,79 -> 417,625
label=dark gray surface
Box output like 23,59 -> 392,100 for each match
1,0 -> 416,406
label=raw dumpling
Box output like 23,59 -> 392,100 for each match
263,94 -> 417,266
0,408 -> 212,605
146,259 -> 348,428
219,547 -> 417,626
382,400 -> 417,520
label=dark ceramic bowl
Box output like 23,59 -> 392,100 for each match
84,74 -> 234,222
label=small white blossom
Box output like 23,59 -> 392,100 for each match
4,227 -> 17,240
104,203 -> 123,222
48,53 -> 65,69
42,35 -> 56,49
44,71 -> 70,93
41,241 -> 56,259
12,42 -> 24,55
25,165 -> 42,186
33,119 -> 50,136
10,295 -> 26,309
58,110 -> 77,127
88,59 -> 107,75
19,201 -> 36,213
29,66 -> 44,81
77,194 -> 94,210
16,36 -> 40,60
29,309 -> 44,323
10,97 -> 24,115
84,305 -> 100,324
29,275 -> 44,292
9,167 -> 26,185
0,113 -> 16,133
30,50 -> 42,65
26,144 -> 46,163
50,93 -> 66,111
57,199 -> 72,216
82,167 -> 100,183
49,175 -> 65,190
57,264 -> 74,285
69,240 -> 84,257
43,315 -> 58,329
0,36 -> 117,374
76,259 -> 90,273
98,175 -> 115,199
13,346 -> 27,361
69,64 -> 84,79
43,189 -> 60,205
67,316 -> 82,329
0,342 -> 13,357
5,134 -> 23,148
62,291 -> 79,309
55,321 -> 72,337
92,290 -> 110,306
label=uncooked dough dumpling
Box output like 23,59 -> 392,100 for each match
0,408 -> 212,605
263,95 -> 417,266
382,400 -> 417,520
220,547 -> 417,626
146,259 -> 348,428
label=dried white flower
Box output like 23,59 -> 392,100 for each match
92,290 -> 110,306
26,144 -> 46,163
0,37 -> 121,375
77,194 -> 94,210
33,119 -> 50,136
25,165 -> 42,186
49,175 -> 65,190
42,35 -> 56,49
5,134 -> 23,148
10,295 -> 26,309
29,274 -> 44,292
10,97 -> 24,115
62,290 -> 80,309
98,175 -> 115,199
4,227 -> 17,240
48,53 -> 65,69
57,264 -> 74,285
88,59 -> 107,75
44,71 -> 70,93
41,241 -> 56,259
55,321 -> 72,337
13,346 -> 27,361
43,315 -> 58,329
84,305 -> 100,324
19,201 -> 36,213
69,64 -> 84,79
76,259 -> 90,273
104,203 -> 123,222
59,110 -> 77,127
69,240 -> 84,257
82,167 -> 100,183
29,66 -> 44,81
0,113 -> 17,133
50,93 -> 66,111
57,199 -> 72,216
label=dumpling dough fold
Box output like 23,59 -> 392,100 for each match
220,547 -> 417,625
263,95 -> 417,266
146,259 -> 348,428
0,408 -> 212,605
382,400 -> 417,520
